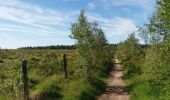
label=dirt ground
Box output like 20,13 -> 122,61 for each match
98,59 -> 130,100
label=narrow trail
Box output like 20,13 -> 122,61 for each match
98,59 -> 130,100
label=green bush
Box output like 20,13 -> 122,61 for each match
0,61 -> 23,97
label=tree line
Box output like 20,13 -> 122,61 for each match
17,44 -> 118,51
18,45 -> 75,50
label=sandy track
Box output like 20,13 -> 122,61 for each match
98,59 -> 130,100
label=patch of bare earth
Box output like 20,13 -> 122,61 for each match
98,59 -> 130,100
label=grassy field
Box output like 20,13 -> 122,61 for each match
0,49 -> 112,100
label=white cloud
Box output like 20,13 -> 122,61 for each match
0,0 -> 79,48
103,17 -> 137,36
0,23 -> 69,37
87,2 -> 97,9
0,1 -> 66,25
0,0 -> 81,29
87,13 -> 137,37
100,0 -> 154,9
0,0 -> 78,38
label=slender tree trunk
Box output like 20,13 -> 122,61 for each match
22,59 -> 29,100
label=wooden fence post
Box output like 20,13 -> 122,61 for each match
22,59 -> 29,100
63,54 -> 68,78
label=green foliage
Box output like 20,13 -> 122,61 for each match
116,33 -> 143,79
123,61 -> 141,78
124,0 -> 170,99
116,33 -> 143,62
143,39 -> 170,99
0,46 -> 111,100
130,80 -> 160,100
70,10 -> 110,83
0,49 -> 76,99
0,60 -> 23,97
140,0 -> 170,99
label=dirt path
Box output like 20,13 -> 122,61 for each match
98,59 -> 130,100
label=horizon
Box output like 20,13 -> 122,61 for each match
0,0 -> 156,49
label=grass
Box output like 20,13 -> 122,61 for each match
62,70 -> 107,100
62,79 -> 88,100
0,95 -> 13,100
0,49 -> 112,100
31,75 -> 64,100
123,63 -> 161,100
29,70 -> 107,100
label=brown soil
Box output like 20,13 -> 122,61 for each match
98,59 -> 130,100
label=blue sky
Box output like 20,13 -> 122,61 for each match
0,0 -> 156,49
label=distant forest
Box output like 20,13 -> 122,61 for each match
17,44 -> 148,50
18,44 -> 120,50
18,45 -> 75,50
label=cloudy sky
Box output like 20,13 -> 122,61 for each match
0,0 -> 156,49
